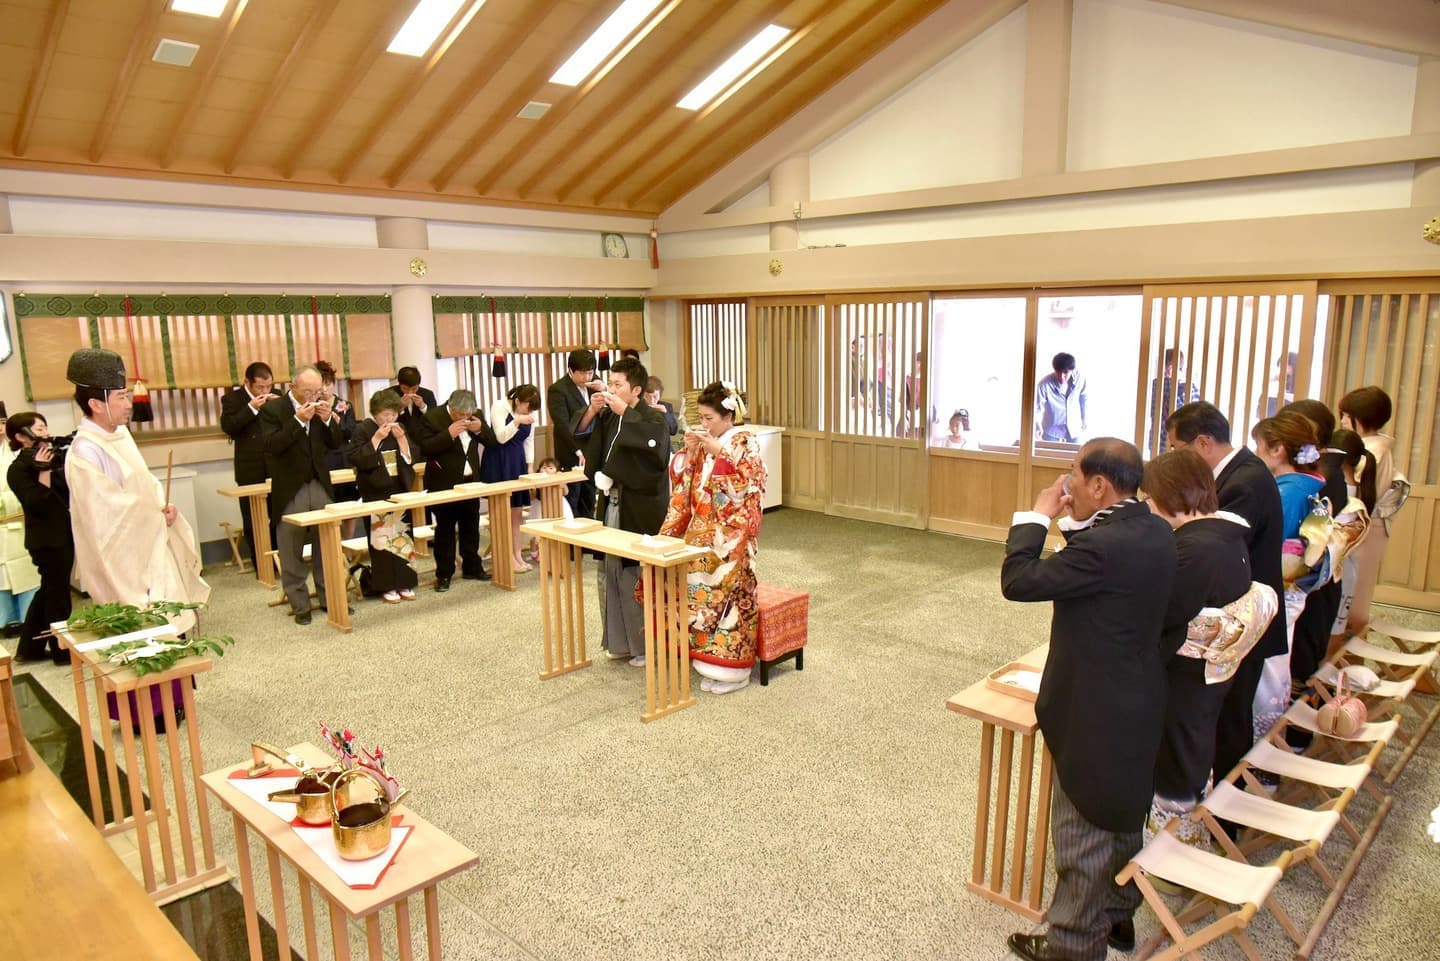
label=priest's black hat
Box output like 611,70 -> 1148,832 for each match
66,348 -> 127,390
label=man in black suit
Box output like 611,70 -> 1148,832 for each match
219,361 -> 278,573
1001,439 -> 1175,961
1165,402 -> 1287,789
412,389 -> 493,592
546,349 -> 602,520
573,357 -> 669,665
382,366 -> 440,433
260,365 -> 346,624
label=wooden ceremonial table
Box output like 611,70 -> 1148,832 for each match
220,468 -> 401,589
521,518 -> 708,723
946,643 -> 1053,922
283,469 -> 582,633
203,742 -> 478,961
0,642 -> 32,779
51,621 -> 230,905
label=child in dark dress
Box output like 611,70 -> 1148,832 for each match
346,392 -> 419,603
481,384 -> 539,573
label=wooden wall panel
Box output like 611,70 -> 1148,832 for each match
780,430 -> 828,511
927,453 -> 1020,537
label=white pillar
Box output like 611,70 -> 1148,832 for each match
1413,59 -> 1440,206
376,217 -> 437,386
0,194 -> 12,234
768,154 -> 809,251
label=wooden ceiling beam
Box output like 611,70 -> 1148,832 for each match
469,0 -> 684,197
13,0 -> 71,157
539,0 -> 795,202
222,0 -> 339,174
638,0 -> 949,210
159,0 -> 251,169
383,0 -> 568,187
333,0 -> 489,184
429,2 -> 618,192
279,2 -> 415,180
89,0 -> 169,163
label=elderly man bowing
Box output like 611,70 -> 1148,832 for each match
1000,438 -> 1175,961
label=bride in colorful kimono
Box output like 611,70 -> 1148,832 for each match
657,381 -> 768,695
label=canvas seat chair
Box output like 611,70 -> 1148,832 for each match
1319,638 -> 1440,784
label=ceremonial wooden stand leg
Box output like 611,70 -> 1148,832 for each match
538,539 -> 591,680
487,493 -> 516,591
538,485 -> 564,519
316,519 -> 352,632
640,563 -> 695,722
249,494 -> 276,588
965,723 -> 1051,922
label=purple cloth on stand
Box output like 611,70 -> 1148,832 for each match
105,678 -> 191,723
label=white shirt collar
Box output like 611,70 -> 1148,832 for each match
1212,446 -> 1240,480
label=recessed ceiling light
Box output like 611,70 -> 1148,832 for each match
517,101 -> 552,120
677,24 -> 791,111
550,0 -> 663,87
152,38 -> 201,67
388,0 -> 469,58
170,0 -> 228,16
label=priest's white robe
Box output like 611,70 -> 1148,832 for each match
65,422 -> 208,634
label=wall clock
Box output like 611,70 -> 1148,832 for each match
602,233 -> 629,259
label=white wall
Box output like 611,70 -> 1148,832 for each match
661,224 -> 772,260
426,222 -> 651,260
7,197 -> 380,247
800,164 -> 1413,247
809,5 -> 1028,199
1067,0 -> 1418,170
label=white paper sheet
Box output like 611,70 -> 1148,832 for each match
292,823 -> 412,888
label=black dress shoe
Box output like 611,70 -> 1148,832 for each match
1007,934 -> 1079,961
461,569 -> 492,582
295,610 -> 312,626
435,578 -> 451,593
1108,920 -> 1135,952
50,650 -> 71,665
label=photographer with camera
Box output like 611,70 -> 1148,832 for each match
4,413 -> 72,663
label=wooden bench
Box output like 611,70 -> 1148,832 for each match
0,743 -> 200,960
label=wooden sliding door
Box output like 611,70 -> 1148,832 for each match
1325,281 -> 1440,611
825,293 -> 929,529
750,298 -> 827,510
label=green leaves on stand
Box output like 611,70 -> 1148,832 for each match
100,634 -> 236,677
65,601 -> 236,677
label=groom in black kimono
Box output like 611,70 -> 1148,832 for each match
1001,438 -> 1176,961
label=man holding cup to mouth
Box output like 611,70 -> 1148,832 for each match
572,357 -> 669,666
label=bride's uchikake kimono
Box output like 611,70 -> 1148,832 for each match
656,426 -> 767,685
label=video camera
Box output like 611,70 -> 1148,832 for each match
20,427 -> 73,472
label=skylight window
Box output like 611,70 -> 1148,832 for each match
388,0 -> 469,57
677,24 -> 791,111
170,0 -> 228,16
550,0 -> 664,87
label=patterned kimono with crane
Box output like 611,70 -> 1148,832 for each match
656,427 -> 767,679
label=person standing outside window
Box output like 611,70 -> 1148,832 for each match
1035,352 -> 1088,443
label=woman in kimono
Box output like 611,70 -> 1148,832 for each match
481,384 -> 538,573
1250,411 -> 1326,735
346,392 -> 418,603
1141,450 -> 1265,847
657,381 -> 767,695
1337,386 -> 1396,636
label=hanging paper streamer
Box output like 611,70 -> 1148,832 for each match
124,296 -> 155,423
649,223 -> 660,270
311,296 -> 322,362
489,298 -> 507,379
595,298 -> 610,372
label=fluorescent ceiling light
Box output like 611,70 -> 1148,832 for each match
388,0 -> 468,57
550,0 -> 664,86
677,24 -> 790,111
170,0 -> 228,16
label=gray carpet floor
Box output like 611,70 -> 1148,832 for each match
17,508 -> 1440,961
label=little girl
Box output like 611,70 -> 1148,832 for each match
481,384 -> 539,573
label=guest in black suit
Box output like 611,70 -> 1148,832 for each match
5,413 -> 73,663
218,361 -> 278,572
573,357 -> 671,665
260,365 -> 346,624
1165,402 -> 1286,787
1000,439 -> 1175,961
382,366 -> 440,433
412,389 -> 493,592
644,376 -> 679,437
547,349 -> 602,521
347,392 -> 419,603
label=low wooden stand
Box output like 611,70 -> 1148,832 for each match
53,623 -> 230,904
202,742 -> 478,961
0,642 -> 34,779
946,643 -> 1053,922
523,519 -> 707,723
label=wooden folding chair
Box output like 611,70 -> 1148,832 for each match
1313,657 -> 1440,785
1280,700 -> 1400,774
1118,829 -> 1292,961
